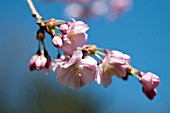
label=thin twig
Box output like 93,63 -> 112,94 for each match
27,0 -> 45,27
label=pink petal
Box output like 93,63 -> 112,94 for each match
69,50 -> 83,63
80,56 -> 97,70
69,18 -> 76,31
57,68 -> 71,86
74,21 -> 89,32
68,74 -> 82,90
81,67 -> 95,84
61,42 -> 75,55
35,55 -> 47,69
57,67 -> 83,90
62,33 -> 87,55
102,72 -> 112,88
61,50 -> 82,68
112,63 -> 127,78
95,64 -> 103,85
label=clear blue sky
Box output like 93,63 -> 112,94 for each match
0,0 -> 170,113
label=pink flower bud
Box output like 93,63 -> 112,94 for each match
141,72 -> 160,100
52,35 -> 63,48
35,54 -> 47,70
141,72 -> 160,91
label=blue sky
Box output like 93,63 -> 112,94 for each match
0,0 -> 170,113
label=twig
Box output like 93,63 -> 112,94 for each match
27,0 -> 45,27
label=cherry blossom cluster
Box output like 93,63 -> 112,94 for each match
42,0 -> 132,20
27,0 -> 160,100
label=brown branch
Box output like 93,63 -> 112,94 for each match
27,0 -> 45,27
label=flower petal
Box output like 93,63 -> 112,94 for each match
68,74 -> 82,90
57,68 -> 71,86
81,67 -> 95,84
101,72 -> 113,88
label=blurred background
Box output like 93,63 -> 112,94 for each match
0,0 -> 170,113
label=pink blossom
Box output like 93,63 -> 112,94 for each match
96,51 -> 130,88
61,19 -> 89,55
55,50 -> 97,90
141,72 -> 160,100
141,72 -> 160,91
35,54 -> 47,70
29,50 -> 52,72
52,56 -> 69,72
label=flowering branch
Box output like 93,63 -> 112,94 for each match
27,0 -> 160,100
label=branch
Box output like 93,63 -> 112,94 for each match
27,0 -> 45,27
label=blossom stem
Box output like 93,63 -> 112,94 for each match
132,73 -> 142,81
96,51 -> 105,56
95,53 -> 103,62
96,48 -> 104,51
36,41 -> 41,54
57,48 -> 61,58
41,40 -> 46,51
38,40 -> 41,50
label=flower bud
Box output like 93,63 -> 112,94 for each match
35,54 -> 47,70
141,72 -> 160,100
141,72 -> 160,91
59,23 -> 69,34
52,34 -> 63,48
